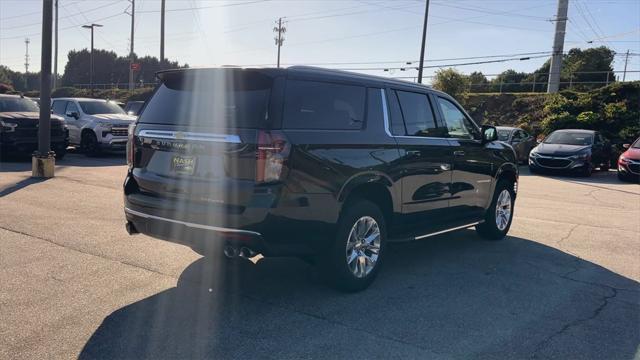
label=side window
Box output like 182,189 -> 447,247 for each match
65,101 -> 78,115
51,100 -> 67,115
437,97 -> 477,140
283,80 -> 365,130
395,90 -> 441,137
513,130 -> 524,140
521,131 -> 530,139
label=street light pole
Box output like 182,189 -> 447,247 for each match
417,0 -> 430,84
82,23 -> 102,97
33,0 -> 54,178
160,0 -> 165,68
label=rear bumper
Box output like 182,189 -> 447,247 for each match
123,174 -> 340,256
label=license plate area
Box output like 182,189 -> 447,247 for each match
171,155 -> 197,175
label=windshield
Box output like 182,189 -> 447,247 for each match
497,130 -> 511,141
78,101 -> 126,115
126,102 -> 144,115
544,132 -> 593,146
632,138 -> 640,149
0,97 -> 39,112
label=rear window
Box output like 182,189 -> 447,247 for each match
139,70 -> 273,128
283,80 -> 365,130
395,90 -> 439,137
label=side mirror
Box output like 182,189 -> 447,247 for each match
481,125 -> 498,144
623,143 -> 630,149
66,111 -> 79,119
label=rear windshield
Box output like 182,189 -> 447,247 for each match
544,132 -> 593,145
0,97 -> 39,112
139,70 -> 273,128
79,101 -> 126,115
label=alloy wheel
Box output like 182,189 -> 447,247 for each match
345,216 -> 381,278
495,189 -> 512,231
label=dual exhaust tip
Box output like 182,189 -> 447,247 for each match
224,245 -> 257,259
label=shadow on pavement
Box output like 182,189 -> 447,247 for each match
0,176 -> 51,197
79,231 -> 639,359
520,166 -> 638,188
0,151 -> 125,172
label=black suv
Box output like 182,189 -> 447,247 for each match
124,67 -> 518,291
1,94 -> 68,158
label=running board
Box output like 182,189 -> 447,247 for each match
389,220 -> 483,242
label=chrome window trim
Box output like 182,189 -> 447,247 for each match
380,88 -> 393,137
125,207 -> 262,236
138,130 -> 241,143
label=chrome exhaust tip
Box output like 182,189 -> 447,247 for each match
239,247 -> 257,259
223,245 -> 239,259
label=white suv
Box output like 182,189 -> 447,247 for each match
51,98 -> 136,156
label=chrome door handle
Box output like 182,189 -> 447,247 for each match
454,150 -> 465,156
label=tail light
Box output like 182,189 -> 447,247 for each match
127,122 -> 136,167
256,130 -> 290,184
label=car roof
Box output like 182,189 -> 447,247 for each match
553,129 -> 596,134
0,94 -> 27,99
53,97 -> 112,101
156,66 -> 446,96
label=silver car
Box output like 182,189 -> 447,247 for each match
497,126 -> 537,163
51,98 -> 136,156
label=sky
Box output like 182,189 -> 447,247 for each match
1,0 -> 639,84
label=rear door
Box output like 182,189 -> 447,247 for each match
435,96 -> 493,217
387,88 -> 453,226
130,69 -> 283,209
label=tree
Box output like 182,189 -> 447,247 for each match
526,46 -> 615,90
61,48 -> 185,87
432,68 -> 468,97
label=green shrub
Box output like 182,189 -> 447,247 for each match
576,111 -> 600,127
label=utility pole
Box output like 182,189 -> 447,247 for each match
82,24 -> 103,97
53,0 -> 58,89
24,38 -> 30,74
160,0 -> 165,68
417,0 -> 430,84
127,0 -> 135,90
273,18 -> 286,68
622,49 -> 630,82
33,0 -> 54,178
547,0 -> 569,93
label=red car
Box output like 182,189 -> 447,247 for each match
617,137 -> 640,182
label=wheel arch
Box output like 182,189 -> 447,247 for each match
338,173 -> 398,227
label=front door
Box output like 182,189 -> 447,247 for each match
64,101 -> 81,144
435,96 -> 493,218
386,88 -> 453,229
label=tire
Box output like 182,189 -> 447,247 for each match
55,146 -> 67,160
321,200 -> 386,292
81,131 -> 100,157
476,180 -> 515,241
580,162 -> 593,177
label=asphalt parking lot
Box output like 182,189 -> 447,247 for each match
1,153 -> 638,359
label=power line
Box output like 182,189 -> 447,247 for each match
0,1 -> 124,31
429,1 -> 550,20
136,0 -> 269,13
